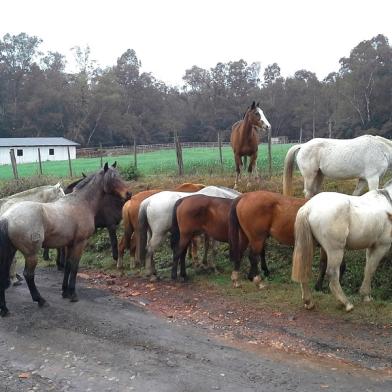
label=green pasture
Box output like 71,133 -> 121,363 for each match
0,144 -> 292,180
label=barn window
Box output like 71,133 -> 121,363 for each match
49,148 -> 54,155
17,149 -> 23,157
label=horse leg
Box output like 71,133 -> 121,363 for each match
190,236 -> 200,268
206,238 -> 218,272
247,154 -> 257,187
172,233 -> 192,280
260,246 -> 269,277
145,232 -> 164,281
366,176 -> 380,192
231,232 -> 248,288
57,248 -> 66,271
326,249 -> 353,312
23,254 -> 46,308
249,236 -> 267,289
303,170 -> 324,199
42,248 -> 50,261
107,225 -> 118,261
352,178 -> 368,196
0,252 -> 14,317
63,241 -> 88,302
9,257 -> 23,286
300,282 -> 315,310
117,235 -> 126,270
234,154 -> 242,190
62,249 -> 71,298
359,244 -> 389,302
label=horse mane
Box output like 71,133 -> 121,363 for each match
377,189 -> 392,206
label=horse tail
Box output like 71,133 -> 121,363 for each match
292,205 -> 314,283
137,200 -> 149,264
121,205 -> 133,252
170,199 -> 182,252
283,144 -> 301,196
228,196 -> 242,263
0,219 -> 16,291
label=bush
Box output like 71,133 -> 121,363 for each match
118,163 -> 140,181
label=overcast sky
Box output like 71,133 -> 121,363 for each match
2,0 -> 391,87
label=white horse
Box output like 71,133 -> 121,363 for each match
0,184 -> 65,285
137,186 -> 241,280
292,180 -> 392,312
283,135 -> 392,198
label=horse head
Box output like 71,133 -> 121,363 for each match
52,183 -> 65,198
246,101 -> 271,132
103,162 -> 132,201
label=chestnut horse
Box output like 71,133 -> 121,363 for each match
170,195 -> 269,281
228,190 -> 345,289
230,101 -> 271,189
117,183 -> 206,270
0,164 -> 131,316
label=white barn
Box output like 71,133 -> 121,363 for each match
0,137 -> 79,165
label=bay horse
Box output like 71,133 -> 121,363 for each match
228,190 -> 345,289
283,135 -> 392,198
170,194 -> 269,281
117,182 -> 205,271
292,181 -> 392,312
230,101 -> 271,189
0,163 -> 131,316
0,184 -> 65,285
138,186 -> 241,280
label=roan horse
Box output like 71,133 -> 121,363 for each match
0,163 -> 131,316
228,190 -> 345,290
292,181 -> 392,312
138,186 -> 241,280
0,184 -> 65,285
170,194 -> 270,281
54,169 -> 125,270
230,101 -> 271,189
117,182 -> 206,271
283,135 -> 392,198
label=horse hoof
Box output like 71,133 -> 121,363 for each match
263,270 -> 270,278
38,298 -> 48,308
304,301 -> 315,310
246,182 -> 251,188
179,276 -> 188,283
12,280 -> 23,287
345,303 -> 354,312
0,308 -> 9,317
70,293 -> 79,303
62,291 -> 70,299
314,283 -> 322,292
232,282 -> 241,289
149,275 -> 158,283
363,295 -> 372,303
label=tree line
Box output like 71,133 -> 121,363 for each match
0,32 -> 391,146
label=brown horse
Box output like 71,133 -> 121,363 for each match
117,182 -> 206,270
170,194 -> 269,281
230,101 -> 271,189
0,164 -> 131,316
228,190 -> 346,289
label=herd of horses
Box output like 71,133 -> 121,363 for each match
1,103 -> 392,318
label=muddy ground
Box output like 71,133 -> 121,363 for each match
1,267 -> 391,392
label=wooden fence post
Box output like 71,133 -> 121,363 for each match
174,131 -> 184,176
268,128 -> 272,178
9,149 -> 18,180
218,131 -> 223,167
99,143 -> 103,167
133,138 -> 137,169
38,148 -> 43,175
67,146 -> 73,177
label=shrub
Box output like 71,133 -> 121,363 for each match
118,163 -> 140,181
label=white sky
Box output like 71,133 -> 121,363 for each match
1,0 -> 391,87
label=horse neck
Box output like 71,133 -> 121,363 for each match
239,114 -> 254,143
73,179 -> 106,213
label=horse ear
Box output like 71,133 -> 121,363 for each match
112,161 -> 117,168
82,172 -> 87,178
251,101 -> 256,109
55,182 -> 61,188
104,162 -> 109,172
256,102 -> 260,107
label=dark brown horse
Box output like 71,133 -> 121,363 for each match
170,195 -> 269,282
228,190 -> 346,289
230,102 -> 271,189
117,183 -> 206,271
0,163 -> 131,316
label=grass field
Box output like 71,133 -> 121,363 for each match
0,144 -> 292,180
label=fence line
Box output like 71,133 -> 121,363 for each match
77,140 -> 291,158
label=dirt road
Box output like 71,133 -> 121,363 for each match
1,267 -> 391,392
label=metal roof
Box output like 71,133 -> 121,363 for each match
0,137 -> 79,147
